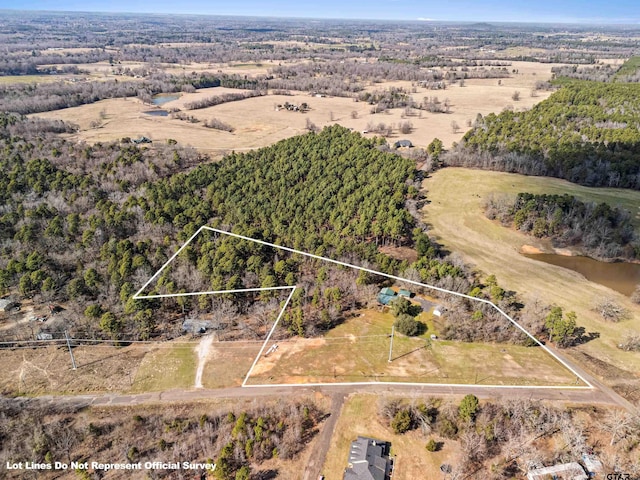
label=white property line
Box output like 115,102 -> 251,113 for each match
242,287 -> 296,387
133,226 -> 593,390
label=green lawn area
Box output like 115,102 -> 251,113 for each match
0,75 -> 64,84
615,56 -> 640,80
246,305 -> 580,386
131,343 -> 198,392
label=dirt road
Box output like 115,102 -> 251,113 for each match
300,392 -> 346,480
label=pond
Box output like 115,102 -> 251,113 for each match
143,110 -> 169,117
152,94 -> 180,106
522,253 -> 640,296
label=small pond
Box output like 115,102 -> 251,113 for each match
522,253 -> 640,296
152,94 -> 180,106
143,110 -> 169,117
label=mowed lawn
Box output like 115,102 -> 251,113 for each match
131,342 -> 198,392
246,307 -> 579,386
422,167 -> 640,377
321,394 -> 460,480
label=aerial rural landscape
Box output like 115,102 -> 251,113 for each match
1,4 -> 640,479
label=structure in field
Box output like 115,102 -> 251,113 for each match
526,462 -> 587,480
377,287 -> 397,305
398,288 -> 412,298
344,436 -> 392,480
393,139 -> 413,149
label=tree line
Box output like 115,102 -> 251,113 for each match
486,192 -> 639,260
453,80 -> 640,189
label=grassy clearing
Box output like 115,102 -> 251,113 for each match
422,167 -> 640,379
201,341 -> 263,388
0,74 -> 64,84
0,345 -> 147,395
614,56 -> 640,79
246,307 -> 579,386
131,343 -> 197,392
321,394 -> 457,480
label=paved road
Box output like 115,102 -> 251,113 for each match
2,344 -> 636,479
5,382 -> 618,410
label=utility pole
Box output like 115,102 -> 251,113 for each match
65,330 -> 77,370
388,325 -> 394,363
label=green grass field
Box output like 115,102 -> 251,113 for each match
422,167 -> 640,379
615,56 -> 640,80
246,306 -> 580,386
0,75 -> 64,84
131,343 -> 198,392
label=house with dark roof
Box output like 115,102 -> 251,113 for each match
343,436 -> 392,480
393,139 -> 413,149
377,287 -> 397,305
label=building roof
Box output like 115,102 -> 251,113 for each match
379,288 -> 395,296
526,462 -> 588,480
393,139 -> 413,148
581,453 -> 603,473
182,318 -> 213,333
377,294 -> 395,305
398,289 -> 412,297
343,437 -> 391,480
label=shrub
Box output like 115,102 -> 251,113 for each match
394,314 -> 425,336
425,438 -> 440,452
391,409 -> 413,434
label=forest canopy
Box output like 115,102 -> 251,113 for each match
452,80 -> 640,189
485,192 -> 639,259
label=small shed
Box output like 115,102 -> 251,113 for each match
377,288 -> 397,306
433,305 -> 444,317
398,289 -> 412,298
36,332 -> 53,341
581,453 -> 603,476
0,299 -> 20,312
182,318 -> 213,334
526,462 -> 588,480
393,139 -> 413,149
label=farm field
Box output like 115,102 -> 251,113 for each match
30,60 -> 563,154
0,344 -> 146,396
246,308 -> 581,387
422,168 -> 640,391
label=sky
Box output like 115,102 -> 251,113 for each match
2,0 -> 640,24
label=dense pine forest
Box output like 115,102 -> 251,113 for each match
0,119 -> 450,341
485,193 -> 639,259
449,80 -> 640,189
0,114 -> 585,347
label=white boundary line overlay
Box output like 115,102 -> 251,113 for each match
134,226 -> 593,390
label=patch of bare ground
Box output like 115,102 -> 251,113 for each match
379,245 -> 418,263
0,345 -> 146,396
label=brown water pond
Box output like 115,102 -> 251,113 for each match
522,253 -> 640,296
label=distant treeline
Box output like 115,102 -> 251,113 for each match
0,72 -> 262,115
184,90 -> 265,110
485,192 -> 638,259
451,80 -> 640,189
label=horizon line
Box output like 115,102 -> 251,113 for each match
1,8 -> 639,27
